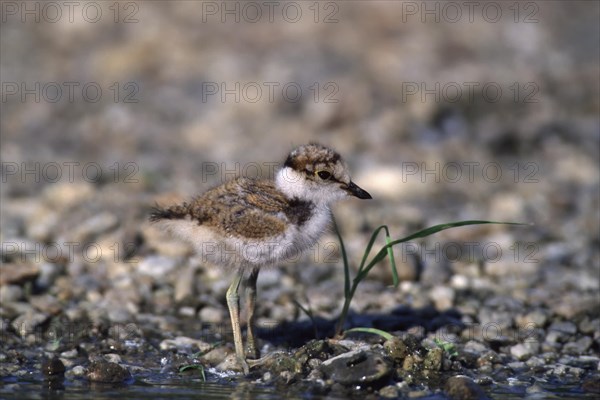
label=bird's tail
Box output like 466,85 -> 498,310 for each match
149,203 -> 190,222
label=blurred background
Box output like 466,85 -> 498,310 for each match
1,1 -> 598,346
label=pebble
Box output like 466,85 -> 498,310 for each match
562,336 -> 593,355
320,349 -> 392,386
429,285 -> 455,311
463,340 -> 488,354
138,255 -> 178,278
11,311 -> 49,336
549,321 -> 578,336
379,384 -> 399,398
548,363 -> 586,379
198,306 -> 224,324
423,347 -> 443,371
36,263 -> 64,289
107,307 -> 133,324
60,349 -> 79,359
29,294 -> 62,315
578,317 -> 599,334
510,341 -> 540,361
87,360 -> 132,383
445,376 -> 490,400
0,285 -> 23,303
42,182 -> 94,209
526,356 -> 546,368
159,336 -> 213,353
174,264 -> 196,302
65,365 -> 86,379
0,263 -> 40,285
72,212 -> 119,241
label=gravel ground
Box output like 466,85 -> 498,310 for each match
1,1 -> 599,398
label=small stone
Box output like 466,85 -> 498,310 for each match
67,365 -> 86,378
29,294 -> 62,315
450,274 -> 469,289
562,336 -> 593,355
516,309 -> 548,329
430,285 -> 455,310
544,330 -> 563,345
87,360 -> 132,383
215,353 -> 245,373
525,356 -> 546,368
306,368 -> 323,381
36,263 -> 63,289
549,321 -> 577,335
43,182 -> 94,209
478,309 -> 513,331
320,349 -> 392,386
507,361 -> 528,372
178,306 -> 196,317
463,340 -> 488,355
107,307 -> 132,324
138,255 -> 177,278
379,385 -> 399,398
383,335 -> 419,364
0,285 -> 23,303
510,342 -> 540,360
402,354 -> 421,371
549,363 -> 585,378
103,354 -> 123,364
445,376 -> 490,400
198,306 -> 224,324
174,264 -> 196,302
72,212 -> 119,241
199,345 -> 229,366
11,311 -> 49,337
0,263 -> 40,285
423,347 -> 443,371
60,349 -> 79,359
578,317 -> 599,334
259,352 -> 302,376
159,336 -> 212,353
477,350 -> 502,369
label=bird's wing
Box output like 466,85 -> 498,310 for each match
197,178 -> 289,239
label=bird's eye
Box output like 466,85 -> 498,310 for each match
317,170 -> 332,180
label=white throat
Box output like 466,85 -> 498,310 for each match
275,167 -> 308,200
276,166 -> 347,207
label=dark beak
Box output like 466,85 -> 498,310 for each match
346,181 -> 372,199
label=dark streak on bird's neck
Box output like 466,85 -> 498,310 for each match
285,197 -> 315,226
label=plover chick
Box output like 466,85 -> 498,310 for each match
150,143 -> 371,373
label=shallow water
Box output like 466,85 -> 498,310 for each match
1,369 -> 598,400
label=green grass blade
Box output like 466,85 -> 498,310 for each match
385,233 -> 399,287
388,220 -> 527,247
359,220 -> 525,281
358,225 -> 391,272
333,217 -> 350,299
179,364 -> 206,381
343,327 -> 394,340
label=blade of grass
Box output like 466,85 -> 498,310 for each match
332,216 -> 350,299
343,327 -> 393,341
385,232 -> 399,287
179,364 -> 206,381
360,221 -> 527,278
335,220 -> 526,336
357,225 -> 392,272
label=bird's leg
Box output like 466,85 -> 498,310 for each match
245,267 -> 260,360
226,269 -> 249,374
